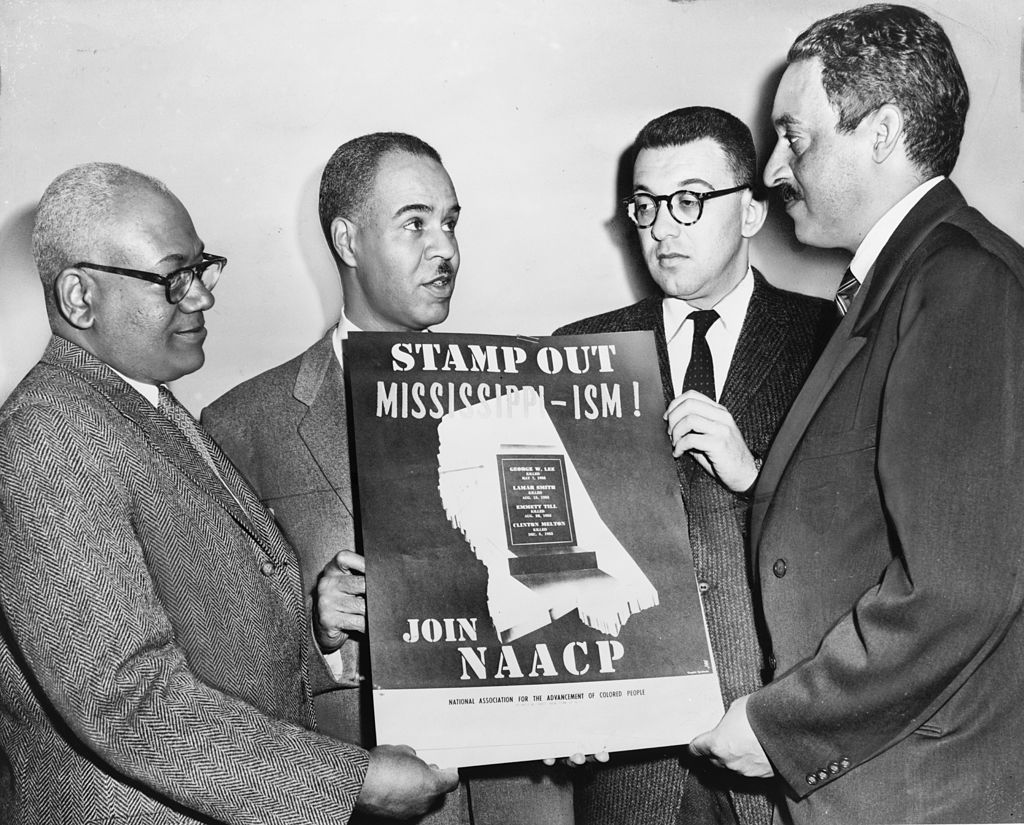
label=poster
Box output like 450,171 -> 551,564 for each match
345,330 -> 723,767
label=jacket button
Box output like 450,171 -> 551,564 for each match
697,580 -> 710,594
772,558 -> 787,578
828,761 -> 840,774
839,756 -> 850,769
260,561 -> 276,576
806,773 -> 818,786
817,770 -> 828,781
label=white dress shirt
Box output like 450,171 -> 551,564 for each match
331,312 -> 364,369
847,176 -> 944,285
663,267 -> 755,399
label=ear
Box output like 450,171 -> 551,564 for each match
55,267 -> 96,329
331,216 -> 358,268
869,104 -> 904,163
740,190 -> 768,239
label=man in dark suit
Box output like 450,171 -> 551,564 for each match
203,133 -> 573,825
554,107 -> 833,825
0,162 -> 457,824
689,6 -> 1024,823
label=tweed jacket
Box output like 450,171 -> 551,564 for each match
748,181 -> 1024,823
202,333 -> 574,825
555,270 -> 834,825
203,333 -> 367,743
0,336 -> 368,825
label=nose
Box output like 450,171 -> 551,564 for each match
763,138 -> 791,190
178,278 -> 215,312
649,199 -> 681,242
428,227 -> 458,261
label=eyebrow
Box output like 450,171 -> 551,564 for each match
633,177 -> 715,193
773,113 -> 798,129
155,244 -> 205,268
394,203 -> 462,219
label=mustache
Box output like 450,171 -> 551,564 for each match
778,183 -> 802,203
436,261 -> 455,278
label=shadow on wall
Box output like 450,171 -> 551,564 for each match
296,164 -> 342,334
0,206 -> 50,405
605,143 -> 661,305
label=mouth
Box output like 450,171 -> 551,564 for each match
423,265 -> 456,295
656,251 -> 689,265
174,323 -> 207,340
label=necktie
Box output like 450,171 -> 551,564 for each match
158,386 -> 243,508
682,309 -> 719,400
835,268 -> 860,316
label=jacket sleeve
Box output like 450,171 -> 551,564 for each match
747,236 -> 1024,795
0,400 -> 369,824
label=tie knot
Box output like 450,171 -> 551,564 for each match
837,269 -> 859,297
687,309 -> 719,339
157,385 -> 177,413
835,269 -> 860,317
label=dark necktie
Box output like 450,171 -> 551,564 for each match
682,309 -> 719,400
835,268 -> 860,317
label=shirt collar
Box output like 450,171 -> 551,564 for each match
331,311 -> 431,368
108,367 -> 160,407
332,312 -> 364,368
663,265 -> 754,345
848,176 -> 944,282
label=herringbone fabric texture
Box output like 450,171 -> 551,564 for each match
555,271 -> 835,825
0,336 -> 368,824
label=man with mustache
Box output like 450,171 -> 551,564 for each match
554,107 -> 833,825
688,5 -> 1024,823
204,132 -> 573,824
0,161 -> 458,823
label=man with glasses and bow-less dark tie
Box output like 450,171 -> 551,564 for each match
554,106 -> 833,825
0,162 -> 458,824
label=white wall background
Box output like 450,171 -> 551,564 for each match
2,0 -> 1021,412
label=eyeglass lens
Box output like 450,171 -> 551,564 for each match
631,192 -> 703,228
169,259 -> 224,303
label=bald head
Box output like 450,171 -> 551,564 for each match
32,162 -> 171,319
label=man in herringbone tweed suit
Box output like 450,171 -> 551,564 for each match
0,162 -> 457,824
554,108 -> 833,825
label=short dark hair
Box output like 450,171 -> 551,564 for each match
789,3 -> 969,178
635,106 -> 757,190
318,132 -> 442,259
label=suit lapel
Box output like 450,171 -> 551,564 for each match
750,180 -> 968,552
719,270 -> 789,421
294,332 -> 354,519
42,337 -> 271,548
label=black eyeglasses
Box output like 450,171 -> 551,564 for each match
73,253 -> 227,304
624,185 -> 750,228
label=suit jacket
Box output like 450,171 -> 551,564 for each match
555,270 -> 834,825
203,332 -> 574,825
747,180 -> 1024,824
0,336 -> 367,825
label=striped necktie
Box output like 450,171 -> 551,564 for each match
835,269 -> 860,317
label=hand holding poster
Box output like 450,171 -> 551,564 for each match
345,330 -> 723,767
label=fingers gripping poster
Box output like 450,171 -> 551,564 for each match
344,331 -> 723,767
